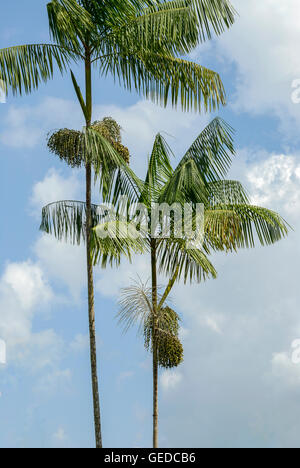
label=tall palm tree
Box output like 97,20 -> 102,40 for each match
41,117 -> 289,447
0,0 -> 237,448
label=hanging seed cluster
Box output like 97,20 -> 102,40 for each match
144,307 -> 184,369
157,331 -> 184,369
92,117 -> 130,165
47,117 -> 129,168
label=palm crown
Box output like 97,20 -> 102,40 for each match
0,0 -> 236,111
41,117 -> 289,284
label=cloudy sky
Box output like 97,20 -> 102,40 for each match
1,0 -> 300,448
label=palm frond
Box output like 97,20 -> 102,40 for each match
159,118 -> 235,204
117,280 -> 155,333
40,200 -> 99,244
208,180 -> 250,206
47,0 -> 93,52
100,51 -> 225,112
226,205 -> 290,248
157,237 -> 217,283
0,44 -> 70,95
92,219 -> 149,267
204,205 -> 289,251
140,133 -> 174,205
192,0 -> 237,41
204,208 -> 242,251
99,1 -> 200,58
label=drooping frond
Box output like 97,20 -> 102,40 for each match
204,209 -> 243,252
192,0 -> 237,42
225,205 -> 290,248
40,200 -> 147,266
159,118 -> 235,204
208,180 -> 250,206
40,200 -> 99,244
94,0 -> 236,62
92,219 -> 149,267
157,237 -> 217,283
100,51 -> 226,113
204,205 -> 289,251
117,280 -> 155,333
100,1 -> 201,58
0,44 -> 70,96
79,0 -> 158,31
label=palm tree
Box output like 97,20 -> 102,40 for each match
41,117 -> 289,447
0,0 -> 237,448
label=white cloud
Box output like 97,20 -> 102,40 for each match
30,168 -> 82,218
0,97 -> 82,148
34,235 -> 86,301
69,334 -> 89,353
96,254 -> 150,298
1,96 -> 209,177
35,369 -> 72,394
53,427 -> 67,442
202,0 -> 300,134
246,154 -> 300,216
160,370 -> 183,391
3,261 -> 52,311
0,261 -> 64,373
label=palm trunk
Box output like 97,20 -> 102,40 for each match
151,239 -> 159,449
85,48 -> 102,449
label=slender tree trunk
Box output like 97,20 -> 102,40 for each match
85,48 -> 102,449
151,239 -> 159,449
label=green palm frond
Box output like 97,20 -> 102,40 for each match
208,180 -> 250,206
40,200 -> 147,266
159,118 -> 235,205
99,1 -> 200,58
80,0 -> 158,30
40,200 -> 99,244
157,237 -> 217,283
92,219 -> 148,267
97,0 -> 236,60
192,0 -> 236,41
100,51 -> 225,112
204,205 -> 289,251
227,204 -> 290,248
140,133 -> 173,205
0,44 -> 70,96
47,0 -> 93,52
204,208 -> 242,251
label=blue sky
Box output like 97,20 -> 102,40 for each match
1,0 -> 300,448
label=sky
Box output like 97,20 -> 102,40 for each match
1,0 -> 300,448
